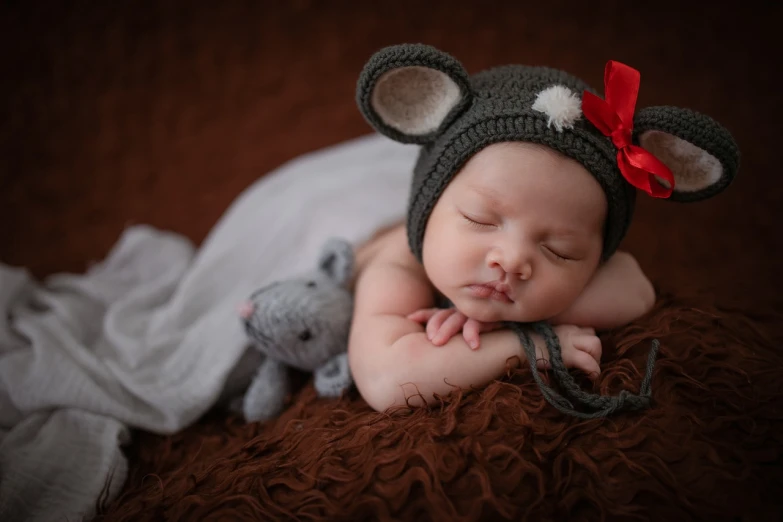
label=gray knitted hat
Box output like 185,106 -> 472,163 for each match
356,44 -> 740,262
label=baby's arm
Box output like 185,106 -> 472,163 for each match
348,259 -> 538,411
348,257 -> 599,412
551,251 -> 656,330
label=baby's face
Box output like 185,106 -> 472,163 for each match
422,142 -> 607,323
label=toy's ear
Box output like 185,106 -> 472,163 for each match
356,43 -> 474,144
633,107 -> 740,202
317,238 -> 355,288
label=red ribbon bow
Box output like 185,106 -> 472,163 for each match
582,61 -> 675,198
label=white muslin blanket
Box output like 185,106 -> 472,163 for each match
0,134 -> 418,522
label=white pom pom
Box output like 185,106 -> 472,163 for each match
532,85 -> 582,132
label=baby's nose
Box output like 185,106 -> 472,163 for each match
487,246 -> 532,279
237,300 -> 256,319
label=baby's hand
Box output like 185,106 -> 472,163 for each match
406,307 -> 502,349
549,324 -> 602,380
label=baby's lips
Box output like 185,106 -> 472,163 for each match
237,301 -> 256,319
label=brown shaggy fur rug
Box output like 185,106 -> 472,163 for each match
96,294 -> 782,521
1,1 -> 781,521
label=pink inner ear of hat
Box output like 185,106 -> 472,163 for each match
639,130 -> 723,192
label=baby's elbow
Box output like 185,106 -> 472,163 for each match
349,334 -> 427,413
360,380 -> 397,413
350,361 -> 389,412
355,371 -> 418,413
637,272 -> 656,317
619,250 -> 656,317
347,341 -> 397,413
361,376 -> 428,413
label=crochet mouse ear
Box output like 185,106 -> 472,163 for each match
317,238 -> 354,288
633,107 -> 740,202
356,44 -> 473,144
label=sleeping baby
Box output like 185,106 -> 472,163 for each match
347,44 -> 739,416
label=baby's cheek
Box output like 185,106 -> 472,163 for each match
452,246 -> 483,275
427,249 -> 469,283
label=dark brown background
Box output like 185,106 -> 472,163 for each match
1,1 -> 781,521
2,0 -> 781,313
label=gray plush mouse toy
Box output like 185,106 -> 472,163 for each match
232,237 -> 355,422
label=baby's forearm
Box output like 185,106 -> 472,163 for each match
365,328 -> 545,411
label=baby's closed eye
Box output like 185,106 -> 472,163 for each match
542,245 -> 576,262
460,212 -> 497,230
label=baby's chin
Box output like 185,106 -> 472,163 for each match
453,296 -> 548,324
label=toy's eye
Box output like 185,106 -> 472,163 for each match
298,330 -> 312,341
306,281 -> 317,288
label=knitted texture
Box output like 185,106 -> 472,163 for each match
356,44 -> 473,145
357,45 -> 637,262
634,106 -> 740,202
356,43 -> 740,260
403,66 -> 636,262
237,238 -> 355,422
509,322 -> 659,418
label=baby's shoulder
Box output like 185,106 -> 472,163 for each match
378,224 -> 414,259
352,224 -> 434,313
374,225 -> 429,284
357,223 -> 418,271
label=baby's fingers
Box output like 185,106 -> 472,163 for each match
574,335 -> 602,364
426,309 -> 456,343
462,319 -> 482,350
570,351 -> 601,381
461,319 -> 503,349
432,311 -> 468,346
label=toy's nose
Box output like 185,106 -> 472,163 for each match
237,300 -> 256,319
